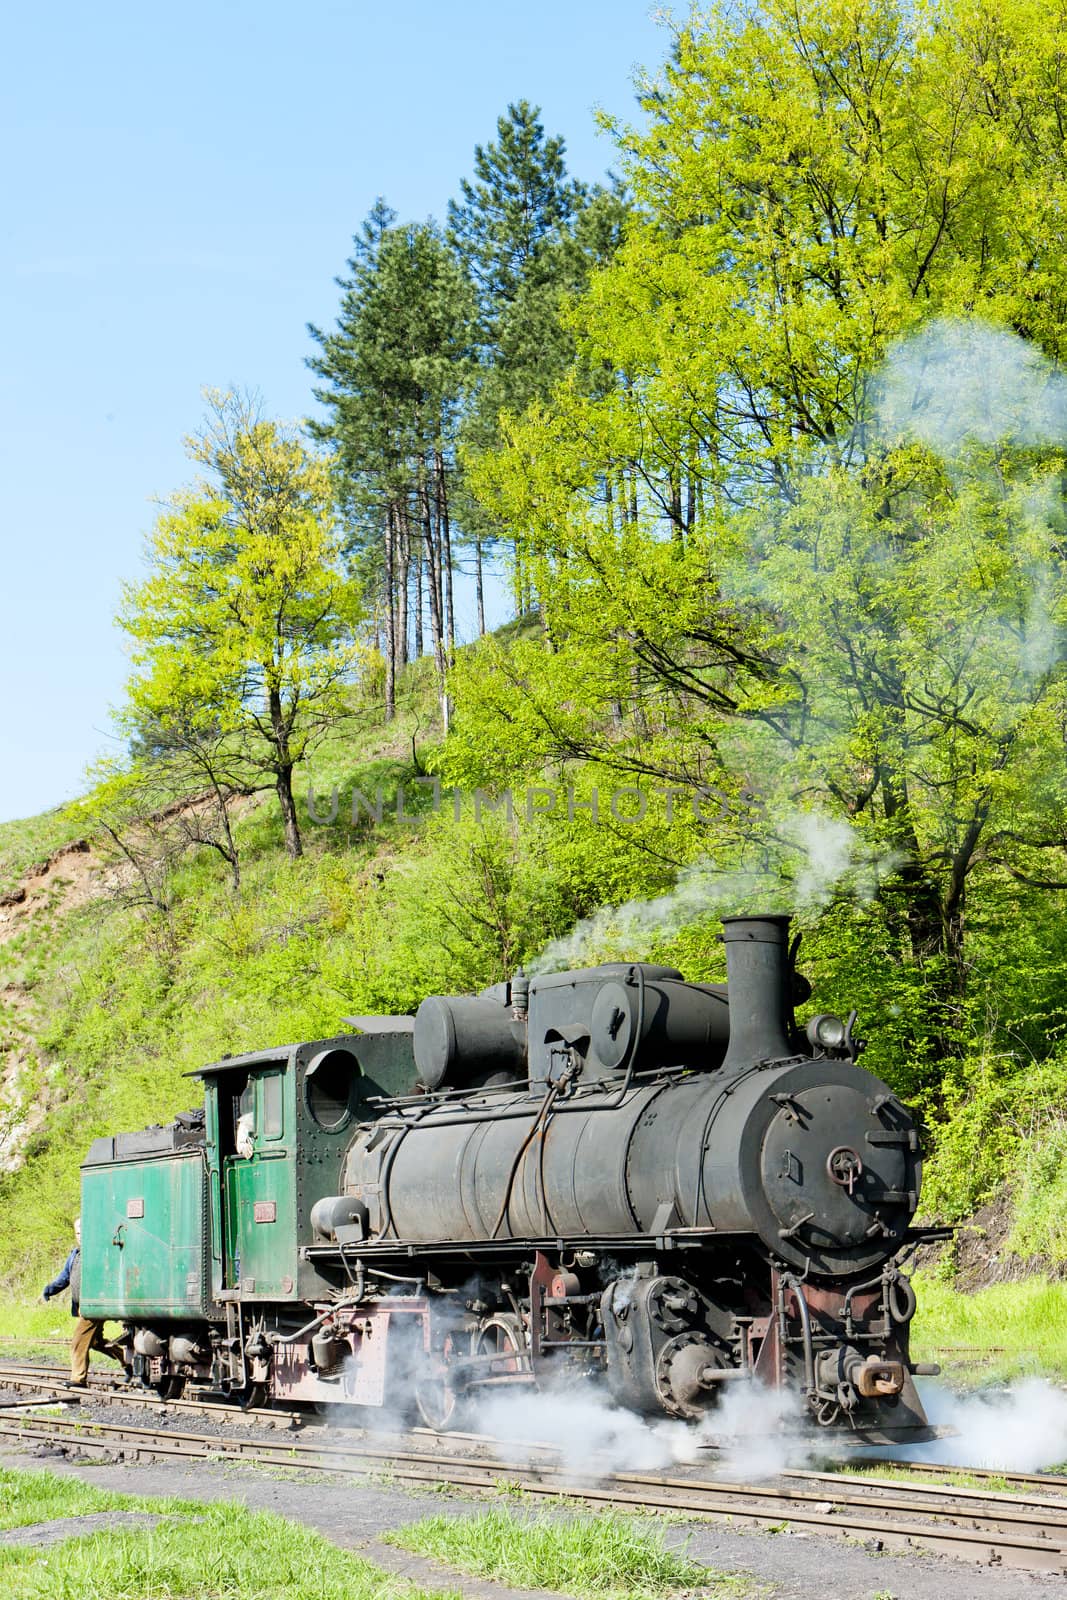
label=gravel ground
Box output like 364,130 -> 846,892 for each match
0,1510 -> 164,1547
1,1439 -> 1065,1600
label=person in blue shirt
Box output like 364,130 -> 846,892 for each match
42,1242 -> 78,1305
42,1218 -> 116,1387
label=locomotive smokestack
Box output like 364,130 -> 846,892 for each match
720,914 -> 793,1070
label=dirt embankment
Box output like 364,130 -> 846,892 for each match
0,839 -> 114,1172
0,790 -> 256,1174
0,839 -> 101,945
926,1195 -> 1067,1290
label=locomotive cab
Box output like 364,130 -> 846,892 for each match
194,1028 -> 417,1308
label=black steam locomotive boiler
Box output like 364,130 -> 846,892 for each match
80,914 -> 940,1444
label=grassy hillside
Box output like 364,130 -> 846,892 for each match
0,675 -> 438,1288
4,649 -> 1067,1372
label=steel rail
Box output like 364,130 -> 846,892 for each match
0,1401 -> 1065,1572
3,1361 -> 1067,1494
841,1456 -> 1067,1491
0,1363 -> 302,1430
3,1360 -> 1066,1501
788,1464 -> 1067,1506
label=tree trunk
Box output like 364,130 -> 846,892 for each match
437,451 -> 455,652
942,800 -> 991,998
475,537 -> 485,636
269,686 -> 303,858
878,756 -> 966,1057
420,478 -> 448,729
396,515 -> 409,668
414,548 -> 424,657
383,504 -> 397,721
276,766 -> 303,859
669,469 -> 684,540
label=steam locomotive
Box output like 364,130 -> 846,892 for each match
80,914 -> 940,1443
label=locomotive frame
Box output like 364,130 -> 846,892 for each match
80,914 -> 944,1442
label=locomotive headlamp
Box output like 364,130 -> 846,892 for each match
806,1012 -> 847,1050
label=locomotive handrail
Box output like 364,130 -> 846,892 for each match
362,1058 -> 697,1115
364,1072 -> 664,1135
782,1272 -> 816,1397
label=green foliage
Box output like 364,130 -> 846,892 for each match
451,2 -> 1067,1200
388,1507 -> 737,1599
309,215 -> 472,516
447,100 -> 586,340
119,391 -> 361,859
911,1272 -> 1067,1383
309,209 -> 473,715
0,1468 -> 453,1599
1007,1116 -> 1067,1260
448,103 -> 629,616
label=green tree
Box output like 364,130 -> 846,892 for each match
449,103 -> 627,621
121,392 -> 362,859
452,0 -> 1067,1052
447,100 -> 585,345
309,215 -> 472,724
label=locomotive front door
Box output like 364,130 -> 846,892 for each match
219,1067 -> 293,1297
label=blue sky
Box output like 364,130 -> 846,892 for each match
0,1 -> 667,825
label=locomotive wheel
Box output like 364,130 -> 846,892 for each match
414,1367 -> 461,1431
472,1313 -> 526,1374
240,1382 -> 269,1411
413,1323 -> 471,1432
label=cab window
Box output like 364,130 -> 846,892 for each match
260,1071 -> 283,1141
232,1077 -> 253,1144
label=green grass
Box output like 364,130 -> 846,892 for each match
836,1463 -> 1014,1492
0,1466 -> 455,1598
387,1507 -> 747,1599
0,694 -> 444,1291
1008,1117 -> 1067,1261
0,1299 -> 126,1363
911,1271 -> 1067,1383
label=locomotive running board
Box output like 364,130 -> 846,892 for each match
302,1227 -> 748,1262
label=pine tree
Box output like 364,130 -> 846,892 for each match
448,104 -> 627,623
309,211 -> 473,725
447,100 -> 585,345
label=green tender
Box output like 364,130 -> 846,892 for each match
80,1147 -> 210,1319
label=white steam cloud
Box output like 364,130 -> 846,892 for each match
874,317 -> 1067,685
875,316 -> 1067,454
875,1378 -> 1067,1474
530,811 -> 897,973
476,1375 -> 1067,1480
473,1374 -> 811,1483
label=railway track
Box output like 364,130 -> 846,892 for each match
1,1362 -> 1065,1574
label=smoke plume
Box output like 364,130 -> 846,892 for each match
472,1373 -> 812,1483
875,317 -> 1067,455
530,810 -> 897,973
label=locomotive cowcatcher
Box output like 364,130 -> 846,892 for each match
79,914 -> 941,1442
